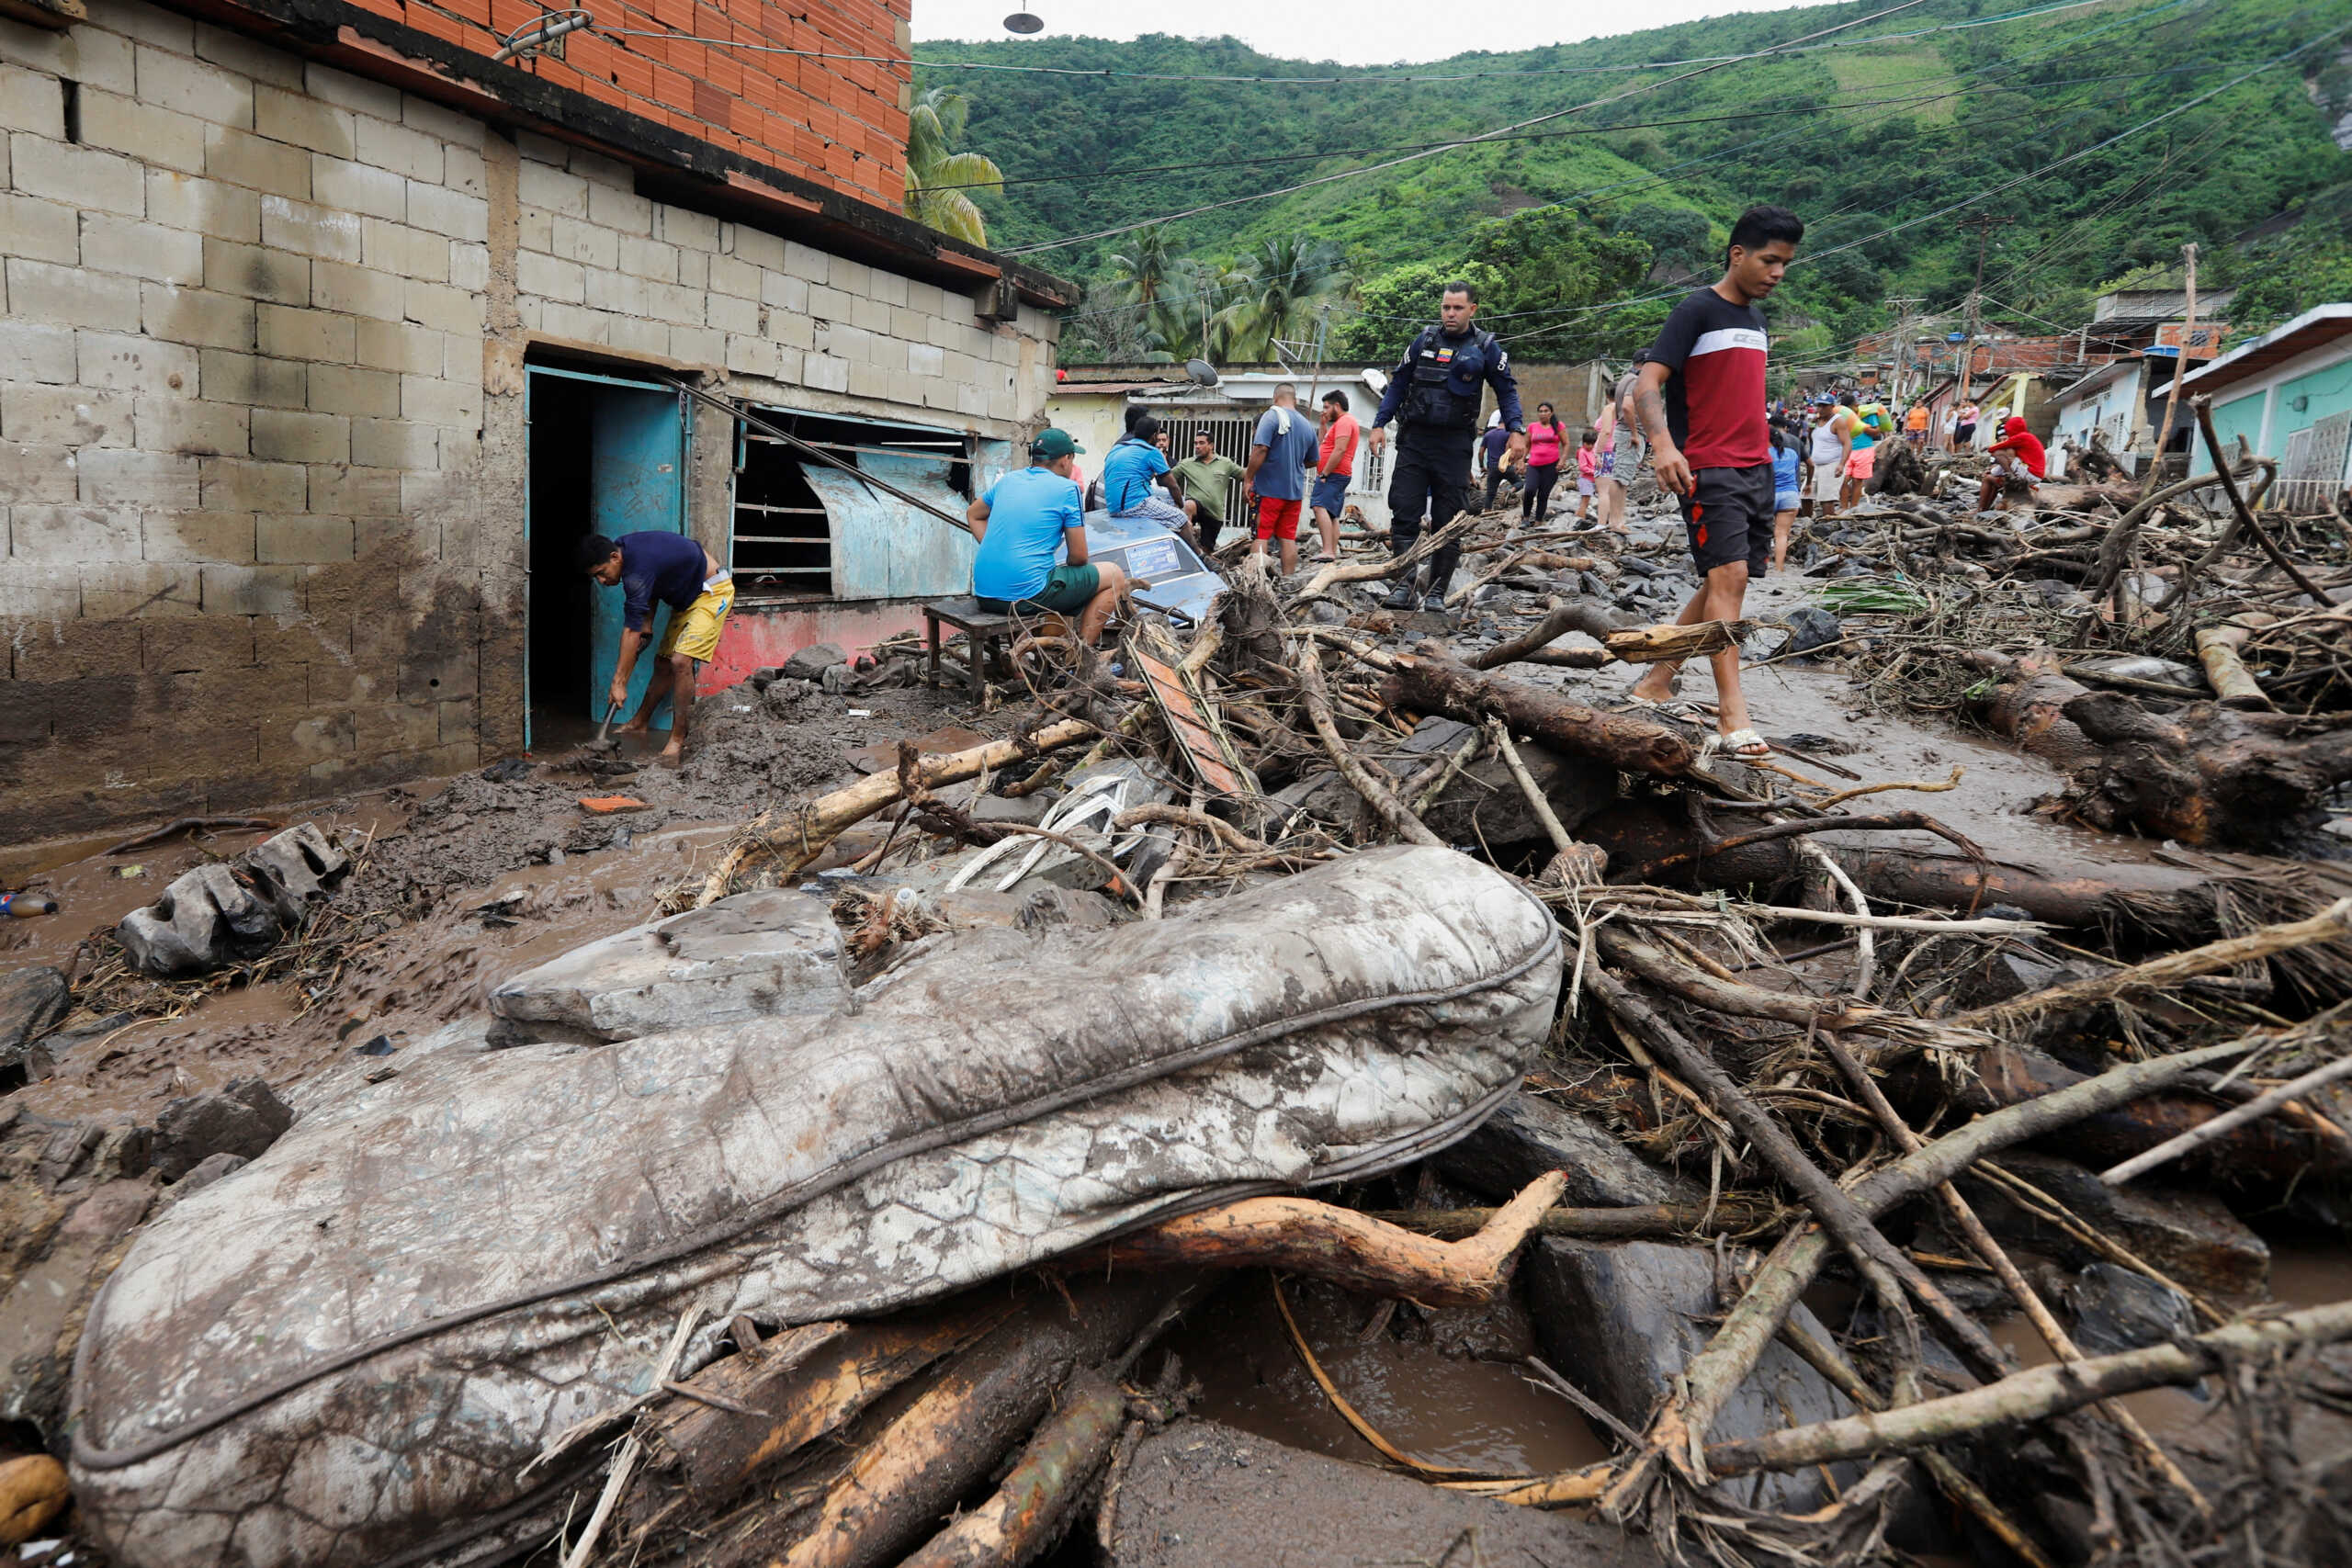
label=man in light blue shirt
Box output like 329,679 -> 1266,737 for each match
1243,383 -> 1320,573
1100,412 -> 1191,535
967,428 -> 1128,645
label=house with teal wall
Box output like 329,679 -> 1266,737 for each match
2180,304 -> 2352,512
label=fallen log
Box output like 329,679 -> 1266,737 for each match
1099,1172 -> 1567,1307
1604,618 -> 1751,665
2056,691 -> 2352,848
1588,968 -> 2009,1380
1485,1296 -> 2352,1504
894,1368 -> 1127,1568
725,1276 -> 1187,1568
1382,649 -> 1699,780
1956,896 -> 2352,1032
1926,1040 -> 2352,1195
1297,510 -> 1478,600
1568,1034 -> 2267,1515
1467,601 -> 1624,671
1704,1295 -> 2352,1481
628,1302 -> 1015,1528
694,719 -> 1096,907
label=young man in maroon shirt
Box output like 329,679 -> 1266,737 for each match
1625,204 -> 1804,762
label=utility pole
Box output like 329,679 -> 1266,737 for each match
1953,213 -> 2013,417
1883,296 -> 1922,406
2152,242 -> 2198,480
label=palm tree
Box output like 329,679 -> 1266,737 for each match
1226,237 -> 1346,360
1107,224 -> 1182,313
904,86 -> 1002,245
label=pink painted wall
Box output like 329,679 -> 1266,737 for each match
698,599 -> 938,693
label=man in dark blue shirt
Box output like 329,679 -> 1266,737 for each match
1369,281 -> 1524,611
578,529 -> 733,764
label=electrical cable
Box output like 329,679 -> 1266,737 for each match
997,0 -> 1943,254
1480,16 -> 2346,346
1038,0 -> 2201,290
563,0 -> 2146,85
922,63 -> 2227,193
1046,7 -> 2153,330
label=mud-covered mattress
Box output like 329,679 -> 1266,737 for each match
72,844 -> 1562,1568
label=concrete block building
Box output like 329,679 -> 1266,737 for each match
0,0 -> 1070,843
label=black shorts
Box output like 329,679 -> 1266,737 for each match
1678,464 -> 1775,577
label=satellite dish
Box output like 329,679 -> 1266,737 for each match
1184,358 -> 1219,387
1002,10 -> 1044,31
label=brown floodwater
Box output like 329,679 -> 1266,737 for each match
1164,1272 -> 1611,1479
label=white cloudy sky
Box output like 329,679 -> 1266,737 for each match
914,0 -> 1816,67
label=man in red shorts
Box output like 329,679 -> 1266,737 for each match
1625,204 -> 1805,764
1242,381 -> 1320,574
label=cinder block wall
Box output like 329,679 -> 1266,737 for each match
0,0 -> 1056,846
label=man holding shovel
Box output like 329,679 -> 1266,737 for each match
579,531 -> 734,766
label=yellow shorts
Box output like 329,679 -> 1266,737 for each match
656,581 -> 734,662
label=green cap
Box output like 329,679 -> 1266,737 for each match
1030,427 -> 1083,459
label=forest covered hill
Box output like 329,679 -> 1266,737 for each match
912,0 -> 2352,369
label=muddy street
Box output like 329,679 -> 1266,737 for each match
6,471 -> 2352,1568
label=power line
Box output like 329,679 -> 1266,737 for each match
578,0 -> 2145,85
1053,13 -> 2204,337
1491,15 -> 2347,347
999,0 -> 1943,255
927,64 -> 2224,192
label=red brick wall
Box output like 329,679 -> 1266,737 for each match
341,0 -> 910,209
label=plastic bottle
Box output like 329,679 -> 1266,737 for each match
1,890 -> 59,918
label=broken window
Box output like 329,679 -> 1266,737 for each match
731,406 -> 978,602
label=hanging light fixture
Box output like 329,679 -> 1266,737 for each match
1002,10 -> 1044,31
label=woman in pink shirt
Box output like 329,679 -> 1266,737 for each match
1521,402 -> 1566,524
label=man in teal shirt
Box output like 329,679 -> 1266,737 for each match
967,428 -> 1129,646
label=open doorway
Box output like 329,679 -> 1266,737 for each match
525,364 -> 688,751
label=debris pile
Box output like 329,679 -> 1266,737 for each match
12,445 -> 2352,1568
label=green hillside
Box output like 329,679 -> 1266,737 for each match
914,0 -> 2352,368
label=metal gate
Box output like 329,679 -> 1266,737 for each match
1156,412 -> 1256,525
2278,411 -> 2352,514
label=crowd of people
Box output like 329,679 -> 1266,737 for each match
951,200 -> 2060,773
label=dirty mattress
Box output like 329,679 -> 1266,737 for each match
71,844 -> 1562,1568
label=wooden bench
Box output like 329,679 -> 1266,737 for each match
922,597 -> 1018,699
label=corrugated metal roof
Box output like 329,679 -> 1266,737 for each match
2181,304 -> 2352,397
2092,288 -> 2238,322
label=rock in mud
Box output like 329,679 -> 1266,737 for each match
1,1108 -> 158,1439
781,641 -> 848,681
0,966 -> 70,1087
1521,1238 -> 1857,1512
2064,1261 -> 2199,1356
1953,1149 -> 2269,1299
171,1152 -> 249,1196
1435,1091 -> 1687,1208
489,887 -> 848,1043
238,823 -> 350,926
116,862 -> 280,976
1108,1420 -> 1659,1568
1779,604 -> 1842,657
153,1077 -> 293,1181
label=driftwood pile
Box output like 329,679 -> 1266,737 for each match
557,490 -> 2352,1568
1786,397 -> 2352,853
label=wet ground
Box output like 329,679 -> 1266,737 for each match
6,530 -> 2348,1517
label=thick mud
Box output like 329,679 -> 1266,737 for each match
4,675 -> 1013,1128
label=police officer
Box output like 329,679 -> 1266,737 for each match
1368,280 -> 1525,610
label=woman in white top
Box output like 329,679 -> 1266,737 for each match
1807,400 -> 1851,520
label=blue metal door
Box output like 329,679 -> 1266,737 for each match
581,380 -> 688,725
